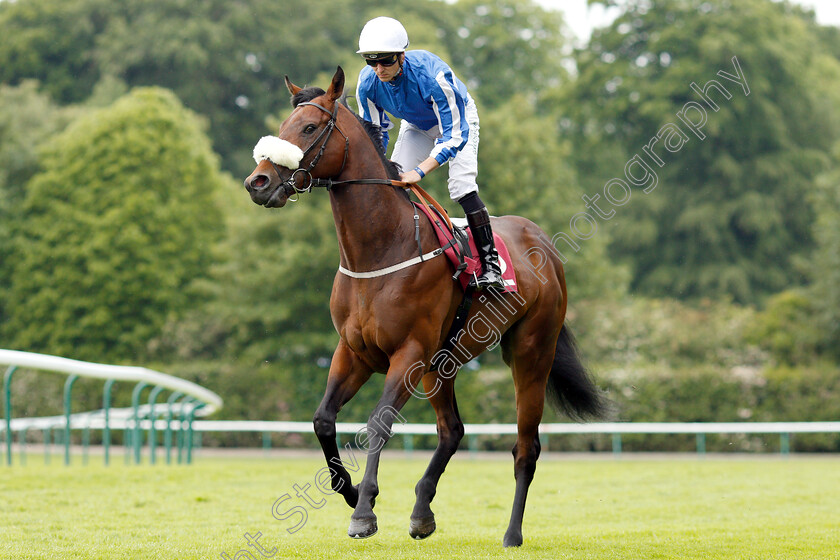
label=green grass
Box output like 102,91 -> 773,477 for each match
1,452 -> 839,559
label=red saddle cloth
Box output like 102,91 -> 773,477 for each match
413,202 -> 518,293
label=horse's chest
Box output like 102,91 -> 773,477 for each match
333,292 -> 400,361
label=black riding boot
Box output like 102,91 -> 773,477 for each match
466,207 -> 505,291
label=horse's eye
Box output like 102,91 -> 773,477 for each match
303,124 -> 318,134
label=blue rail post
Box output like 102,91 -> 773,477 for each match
164,391 -> 183,465
102,379 -> 115,466
63,374 -> 79,465
147,386 -> 164,465
131,382 -> 149,464
4,365 -> 17,466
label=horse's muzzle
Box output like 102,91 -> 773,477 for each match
245,173 -> 270,191
244,173 -> 289,208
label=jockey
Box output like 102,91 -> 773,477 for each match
355,16 -> 504,291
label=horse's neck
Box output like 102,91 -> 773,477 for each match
329,157 -> 415,273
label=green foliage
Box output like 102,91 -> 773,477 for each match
741,140 -> 840,365
435,0 -> 571,109
0,0 -> 110,103
809,143 -> 840,358
151,186 -> 339,366
573,297 -> 765,370
476,94 -> 629,300
562,0 -> 840,303
599,364 -> 840,452
3,87 -> 226,362
745,290 -> 823,365
0,81 -> 79,327
0,0 -> 576,178
0,81 -> 78,199
0,0 -> 361,177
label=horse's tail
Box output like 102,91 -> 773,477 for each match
545,324 -> 610,422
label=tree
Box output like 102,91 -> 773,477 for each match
809,143 -> 840,359
560,0 -> 840,302
433,0 -> 571,109
0,0 -> 367,179
0,0 -> 577,178
161,190 -> 341,365
476,94 -> 628,300
0,81 -> 79,333
3,87 -> 226,362
0,0 -> 111,103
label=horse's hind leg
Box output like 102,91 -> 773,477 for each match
502,328 -> 556,547
409,373 -> 464,539
313,340 -> 373,508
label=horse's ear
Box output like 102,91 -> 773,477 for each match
285,76 -> 302,96
327,66 -> 345,102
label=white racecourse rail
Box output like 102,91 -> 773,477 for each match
193,420 -> 840,454
1,349 -> 223,466
192,420 -> 840,435
0,349 -> 222,414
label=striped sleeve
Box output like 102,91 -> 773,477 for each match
356,72 -> 392,153
429,69 -> 469,164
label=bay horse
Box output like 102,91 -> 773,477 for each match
244,67 -> 607,547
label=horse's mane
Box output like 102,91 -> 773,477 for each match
290,87 -> 405,195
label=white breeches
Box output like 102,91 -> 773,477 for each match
391,96 -> 480,201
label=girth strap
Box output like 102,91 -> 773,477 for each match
429,285 -> 475,373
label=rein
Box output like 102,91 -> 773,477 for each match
271,99 -> 451,230
267,98 -> 457,277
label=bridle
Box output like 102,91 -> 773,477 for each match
258,95 -> 460,277
260,96 -> 453,227
268,100 -> 349,201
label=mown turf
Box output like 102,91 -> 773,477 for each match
1,452 -> 838,559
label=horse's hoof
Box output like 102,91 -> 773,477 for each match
503,531 -> 523,547
409,515 -> 436,539
348,517 -> 378,539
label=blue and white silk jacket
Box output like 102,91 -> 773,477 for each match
356,50 -> 472,165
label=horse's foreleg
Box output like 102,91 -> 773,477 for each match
313,341 -> 373,509
348,345 -> 427,539
409,373 -> 463,539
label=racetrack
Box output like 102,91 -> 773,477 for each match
2,452 -> 838,559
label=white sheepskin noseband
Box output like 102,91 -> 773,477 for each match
252,136 -> 305,169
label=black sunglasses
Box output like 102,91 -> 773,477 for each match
364,53 -> 400,67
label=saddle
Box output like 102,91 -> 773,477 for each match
409,190 -> 517,294
395,183 -> 519,373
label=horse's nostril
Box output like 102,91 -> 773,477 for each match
249,175 -> 268,190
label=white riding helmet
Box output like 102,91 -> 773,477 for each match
357,17 -> 409,55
